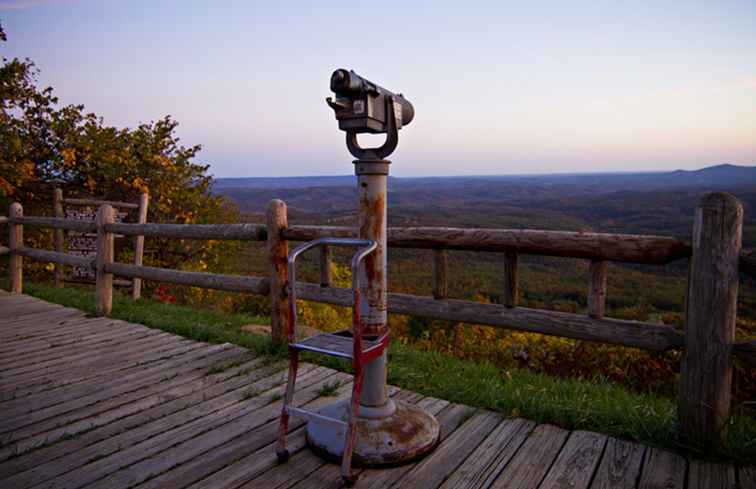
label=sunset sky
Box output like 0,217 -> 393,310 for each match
2,0 -> 755,177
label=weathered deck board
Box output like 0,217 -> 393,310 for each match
0,346 -> 249,459
740,466 -> 756,489
638,447 -> 687,489
488,423 -> 570,488
438,418 -> 534,489
0,293 -> 747,489
590,437 -> 646,489
687,460 -> 736,489
539,430 -> 607,489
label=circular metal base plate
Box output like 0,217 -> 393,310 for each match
305,399 -> 440,467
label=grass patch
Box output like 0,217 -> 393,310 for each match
316,380 -> 343,397
241,387 -> 261,400
11,280 -> 756,463
206,358 -> 249,376
387,341 -> 756,462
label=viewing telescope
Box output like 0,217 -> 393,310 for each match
326,69 -> 414,159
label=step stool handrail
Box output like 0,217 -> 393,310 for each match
287,237 -> 377,342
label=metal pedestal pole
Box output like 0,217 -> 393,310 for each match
305,159 -> 439,466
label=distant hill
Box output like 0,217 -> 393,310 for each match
214,164 -> 756,245
664,164 -> 756,186
212,175 -> 356,190
214,164 -> 755,192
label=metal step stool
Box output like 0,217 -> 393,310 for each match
276,237 -> 388,486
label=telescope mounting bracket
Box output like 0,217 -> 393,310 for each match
346,96 -> 399,160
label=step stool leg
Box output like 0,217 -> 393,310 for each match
341,368 -> 364,486
276,349 -> 299,463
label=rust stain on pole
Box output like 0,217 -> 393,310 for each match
358,172 -> 388,337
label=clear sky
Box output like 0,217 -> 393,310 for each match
2,0 -> 755,177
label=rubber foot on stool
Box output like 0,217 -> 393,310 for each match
276,448 -> 290,464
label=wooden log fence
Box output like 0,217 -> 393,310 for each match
266,199 -> 290,343
53,188 -> 65,288
106,222 -> 267,240
3,191 -> 756,448
131,193 -> 150,300
15,247 -> 94,269
9,202 -> 23,294
503,250 -> 519,307
678,193 -> 743,447
95,204 -> 115,316
62,197 -> 140,209
13,215 -> 98,232
432,249 -> 448,300
283,225 -> 692,264
587,260 -> 608,319
105,262 -> 270,295
51,190 -> 149,298
294,282 -> 684,352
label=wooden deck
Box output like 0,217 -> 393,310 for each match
0,292 -> 752,489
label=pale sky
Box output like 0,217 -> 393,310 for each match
2,0 -> 755,177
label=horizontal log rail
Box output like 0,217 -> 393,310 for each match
284,225 -> 691,264
10,215 -> 756,277
0,246 -> 8,256
104,262 -> 270,295
15,247 -> 94,269
11,216 -> 97,233
105,222 -> 268,241
0,216 -> 7,225
295,282 -> 684,352
63,197 -> 139,209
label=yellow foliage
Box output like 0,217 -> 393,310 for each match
61,148 -> 76,168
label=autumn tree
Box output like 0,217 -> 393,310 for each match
1,24 -> 239,278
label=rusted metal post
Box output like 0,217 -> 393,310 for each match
679,192 -> 742,448
95,204 -> 115,316
267,199 -> 290,343
131,192 -> 149,300
9,202 -> 23,294
354,159 -> 390,408
53,188 -> 65,288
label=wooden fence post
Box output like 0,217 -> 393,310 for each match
9,202 -> 23,294
678,192 -> 742,447
503,250 -> 519,307
320,244 -> 332,287
587,260 -> 607,319
432,249 -> 448,299
267,199 -> 289,343
53,188 -> 65,288
131,192 -> 149,300
95,204 -> 115,316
